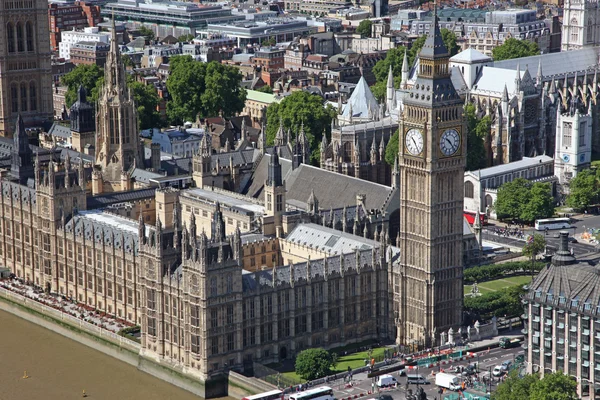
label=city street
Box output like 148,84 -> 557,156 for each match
483,213 -> 600,257
330,346 -> 523,400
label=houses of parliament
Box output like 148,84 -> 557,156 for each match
0,2 -> 466,383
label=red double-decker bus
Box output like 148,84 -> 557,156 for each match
463,211 -> 487,226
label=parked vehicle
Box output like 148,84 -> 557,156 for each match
498,337 -> 522,349
435,373 -> 461,391
376,374 -> 398,388
492,366 -> 504,376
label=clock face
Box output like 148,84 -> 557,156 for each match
405,128 -> 424,156
440,128 -> 460,156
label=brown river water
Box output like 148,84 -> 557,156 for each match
0,309 -> 231,400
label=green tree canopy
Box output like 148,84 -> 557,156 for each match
357,19 -> 373,37
61,64 -> 104,107
178,34 -> 195,43
265,91 -> 336,165
128,80 -> 163,130
370,46 -> 407,101
121,54 -> 134,69
493,371 -> 577,400
255,85 -> 273,94
566,169 -> 600,210
295,348 -> 337,381
261,37 -> 276,47
494,178 -> 554,223
465,104 -> 489,171
385,129 -> 399,165
529,371 -> 578,400
492,38 -> 540,61
523,233 -> 546,260
492,370 -> 539,400
166,56 -> 246,124
464,284 -> 526,320
138,26 -> 155,42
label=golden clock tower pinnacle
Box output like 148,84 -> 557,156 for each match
395,6 -> 466,347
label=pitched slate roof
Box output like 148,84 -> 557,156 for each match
87,188 -> 157,209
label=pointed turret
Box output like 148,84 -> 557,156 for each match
379,136 -> 385,160
536,58 -> 543,86
515,64 -> 521,92
392,156 -> 399,188
275,117 -> 285,146
138,211 -> 146,244
401,49 -> 409,89
11,114 -> 34,184
386,65 -> 395,107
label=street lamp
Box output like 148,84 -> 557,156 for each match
488,366 -> 492,394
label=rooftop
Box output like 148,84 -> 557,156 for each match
474,155 -> 553,179
184,188 -> 265,215
450,48 -> 492,64
285,223 -> 381,255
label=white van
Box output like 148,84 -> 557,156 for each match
376,374 -> 398,388
406,374 -> 429,385
435,372 -> 461,391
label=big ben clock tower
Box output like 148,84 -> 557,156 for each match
395,7 -> 466,347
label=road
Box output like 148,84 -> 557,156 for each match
331,347 -> 523,400
483,213 -> 600,257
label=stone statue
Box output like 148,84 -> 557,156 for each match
448,327 -> 455,345
440,331 -> 447,345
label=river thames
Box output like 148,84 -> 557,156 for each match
0,309 -> 223,400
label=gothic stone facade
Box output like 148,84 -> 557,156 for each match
0,0 -> 53,135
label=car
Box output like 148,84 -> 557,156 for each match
501,361 -> 512,371
568,237 -> 578,243
492,366 -> 504,376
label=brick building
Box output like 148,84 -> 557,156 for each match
48,1 -> 102,51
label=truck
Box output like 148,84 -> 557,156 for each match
499,337 -> 522,349
435,372 -> 461,391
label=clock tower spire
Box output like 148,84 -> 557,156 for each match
395,5 -> 466,347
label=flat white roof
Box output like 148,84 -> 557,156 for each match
185,188 -> 265,214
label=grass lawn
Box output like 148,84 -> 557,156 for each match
464,275 -> 532,296
276,346 -> 387,382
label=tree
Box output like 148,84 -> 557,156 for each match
494,178 -> 554,223
357,19 -> 373,38
492,370 -> 539,400
61,64 -> 104,107
493,371 -> 577,400
370,46 -> 407,101
566,169 -> 600,210
492,38 -> 540,61
121,54 -> 134,69
255,85 -> 273,94
521,183 -> 554,223
523,233 -> 546,281
295,348 -> 337,381
166,56 -> 246,124
385,129 -> 399,165
261,37 -> 276,47
138,25 -> 155,43
128,80 -> 163,130
178,34 -> 195,43
265,91 -> 336,165
529,371 -> 578,400
464,104 -> 488,171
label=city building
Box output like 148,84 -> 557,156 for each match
93,20 -> 144,194
0,0 -> 54,136
395,8 -> 466,346
524,232 -> 600,399
202,19 -> 317,47
103,0 -> 244,38
48,1 -> 102,50
242,90 -> 280,129
252,48 -> 286,71
562,0 -> 600,51
59,27 -> 110,60
463,155 -> 556,219
283,0 -> 350,16
69,41 -> 111,67
152,128 -> 204,157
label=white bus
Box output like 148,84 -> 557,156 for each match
534,218 -> 571,231
242,390 -> 284,400
289,386 -> 335,400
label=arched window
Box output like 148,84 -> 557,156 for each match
570,19 -> 579,43
7,23 -> 15,53
20,83 -> 27,111
588,20 -> 594,43
25,21 -> 33,51
10,84 -> 18,113
29,81 -> 36,111
465,181 -> 474,198
16,22 -> 24,52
